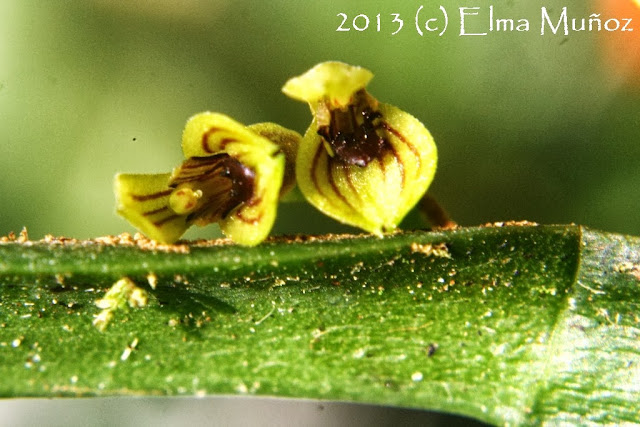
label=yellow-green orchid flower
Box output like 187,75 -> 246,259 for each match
114,113 -> 300,246
282,61 -> 438,235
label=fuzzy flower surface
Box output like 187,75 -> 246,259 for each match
115,113 -> 299,246
283,61 -> 437,234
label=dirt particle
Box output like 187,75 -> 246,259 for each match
484,220 -> 538,227
18,227 -> 29,243
1,227 -> 29,243
147,272 -> 158,290
615,261 -> 636,273
352,348 -> 366,359
173,274 -> 189,284
120,338 -> 139,361
427,343 -> 439,357
614,261 -> 640,280
411,242 -> 451,258
0,231 -> 16,242
93,277 -> 148,331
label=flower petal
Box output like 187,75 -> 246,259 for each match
247,122 -> 301,196
114,173 -> 189,243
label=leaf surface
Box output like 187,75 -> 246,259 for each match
1,225 -> 639,425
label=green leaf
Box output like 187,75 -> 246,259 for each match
1,224 -> 639,426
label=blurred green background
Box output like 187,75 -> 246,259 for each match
1,0 -> 639,240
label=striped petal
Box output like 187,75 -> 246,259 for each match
247,122 -> 300,197
114,173 -> 189,244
